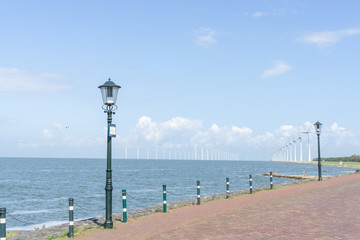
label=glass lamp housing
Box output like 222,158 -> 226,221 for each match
314,121 -> 322,135
98,79 -> 121,105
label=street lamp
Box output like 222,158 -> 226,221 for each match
314,121 -> 322,181
98,78 -> 121,229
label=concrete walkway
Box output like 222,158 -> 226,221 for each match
77,174 -> 360,240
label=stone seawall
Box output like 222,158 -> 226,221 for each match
8,179 -> 312,240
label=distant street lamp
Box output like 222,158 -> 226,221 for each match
314,121 -> 323,181
98,78 -> 121,229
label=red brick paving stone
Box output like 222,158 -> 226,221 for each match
77,174 -> 360,240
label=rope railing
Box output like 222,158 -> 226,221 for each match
1,174 -> 273,239
165,190 -> 185,197
126,192 -> 144,203
6,205 -> 67,226
73,201 -> 105,212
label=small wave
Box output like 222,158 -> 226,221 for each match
11,198 -> 42,203
146,169 -> 172,171
119,169 -> 141,172
7,220 -> 67,232
130,189 -> 157,193
0,179 -> 12,183
81,194 -> 103,198
44,197 -> 67,202
11,210 -> 50,215
7,216 -> 96,231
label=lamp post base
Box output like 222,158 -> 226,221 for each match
104,180 -> 113,229
104,220 -> 113,229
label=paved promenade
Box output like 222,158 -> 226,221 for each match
77,174 -> 360,240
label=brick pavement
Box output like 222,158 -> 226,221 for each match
77,174 -> 360,240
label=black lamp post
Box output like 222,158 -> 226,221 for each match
314,121 -> 323,181
98,78 -> 121,229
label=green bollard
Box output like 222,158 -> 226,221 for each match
163,185 -> 167,213
0,208 -> 6,240
249,175 -> 253,194
270,171 -> 273,189
196,181 -> 200,205
226,177 -> 230,199
68,198 -> 74,238
122,190 -> 127,223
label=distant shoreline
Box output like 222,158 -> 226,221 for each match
287,160 -> 360,168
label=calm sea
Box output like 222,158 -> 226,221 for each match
0,157 -> 353,231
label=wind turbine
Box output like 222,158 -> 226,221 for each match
289,142 -> 292,161
301,129 -> 312,162
286,145 -> 289,161
278,148 -> 281,161
194,145 -> 197,160
299,136 -> 303,161
293,139 -> 297,161
282,147 -> 286,161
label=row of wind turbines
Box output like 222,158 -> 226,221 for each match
121,146 -> 240,161
272,128 -> 313,162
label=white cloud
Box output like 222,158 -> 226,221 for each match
118,116 -> 260,151
14,116 -> 360,159
262,61 -> 292,78
210,124 -> 220,133
277,125 -> 294,137
123,117 -> 358,157
331,122 -> 345,133
129,116 -> 203,146
194,28 -> 217,47
300,28 -> 360,47
303,121 -> 313,130
250,132 -> 275,147
18,140 -> 39,148
327,122 -> 358,147
231,126 -> 252,134
252,12 -> 266,17
19,122 -> 100,150
162,117 -> 202,131
0,67 -> 72,93
42,129 -> 53,138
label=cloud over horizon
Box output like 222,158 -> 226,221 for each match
15,117 -> 360,160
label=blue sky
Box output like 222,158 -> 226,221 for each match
1,0 -> 360,160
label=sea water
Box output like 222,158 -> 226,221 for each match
0,157 -> 353,231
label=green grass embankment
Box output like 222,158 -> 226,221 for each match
294,161 -> 360,169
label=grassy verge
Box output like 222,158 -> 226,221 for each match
46,226 -> 102,240
293,161 -> 360,168
6,231 -> 20,238
322,161 -> 360,168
